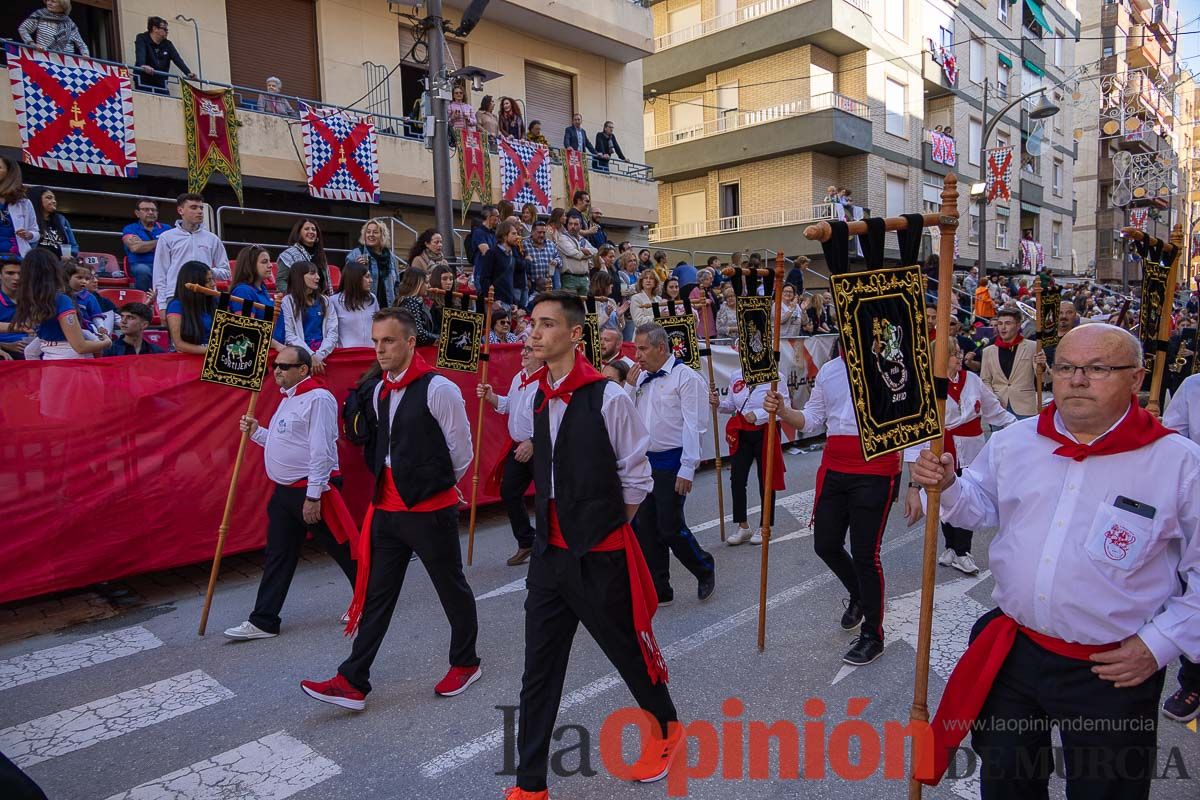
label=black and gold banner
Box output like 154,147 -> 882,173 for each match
736,295 -> 777,385
1138,262 -> 1169,371
437,306 -> 484,372
200,298 -> 275,391
580,313 -> 602,369
1038,287 -> 1062,350
831,265 -> 940,460
658,314 -> 700,370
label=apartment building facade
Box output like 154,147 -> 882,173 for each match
1074,0 -> 1180,286
0,0 -> 657,257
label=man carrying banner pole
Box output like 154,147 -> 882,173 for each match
467,287 -> 496,566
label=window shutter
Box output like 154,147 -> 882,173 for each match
227,0 -> 320,102
524,63 -> 574,143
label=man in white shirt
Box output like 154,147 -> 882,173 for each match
478,342 -> 541,566
711,368 -> 775,545
764,355 -> 902,667
912,324 -> 1200,797
224,347 -> 358,641
627,323 -> 715,604
556,215 -> 596,297
600,327 -> 632,370
301,308 -> 480,711
152,192 -> 229,312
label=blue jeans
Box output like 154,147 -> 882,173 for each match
130,262 -> 153,292
551,269 -> 561,290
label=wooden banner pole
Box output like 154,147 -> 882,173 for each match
756,252 -> 786,652
908,173 -> 960,799
185,282 -> 269,312
700,310 -> 727,542
1035,285 -> 1044,412
466,287 -> 496,566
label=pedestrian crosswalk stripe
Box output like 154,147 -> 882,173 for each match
103,731 -> 341,800
0,626 -> 163,692
0,670 -> 234,768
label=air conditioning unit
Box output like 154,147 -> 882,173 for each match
1152,3 -> 1166,25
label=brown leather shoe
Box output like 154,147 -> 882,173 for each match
506,547 -> 533,566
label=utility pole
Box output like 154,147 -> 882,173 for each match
424,0 -> 456,258
976,79 -> 989,281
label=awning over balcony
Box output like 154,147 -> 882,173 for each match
1024,0 -> 1051,32
998,53 -> 1013,68
1023,58 -> 1044,77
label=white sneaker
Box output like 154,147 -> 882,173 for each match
937,548 -> 956,567
339,611 -> 350,624
223,621 -> 277,640
786,447 -> 803,455
951,554 -> 980,575
726,526 -> 752,546
749,529 -> 763,545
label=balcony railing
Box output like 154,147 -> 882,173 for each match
653,0 -> 869,51
646,93 -> 868,150
648,202 -> 838,242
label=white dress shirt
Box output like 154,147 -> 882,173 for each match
798,356 -> 860,437
374,368 -> 473,481
496,369 -> 536,442
935,407 -> 1200,668
152,222 -> 229,311
512,373 -> 653,505
1164,373 -> 1200,443
903,371 -> 1015,468
250,378 -> 339,500
329,292 -> 380,348
627,356 -> 708,481
717,368 -> 770,425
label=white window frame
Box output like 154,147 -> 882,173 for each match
970,39 -> 984,84
886,175 -> 907,218
885,78 -> 907,138
968,118 -> 983,165
1053,159 -> 1063,195
998,0 -> 1009,25
1051,221 -> 1062,258
997,62 -> 1010,98
996,218 -> 1009,250
885,0 -> 905,37
969,206 -> 981,245
1053,31 -> 1063,66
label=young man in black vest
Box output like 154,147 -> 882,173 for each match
503,291 -> 680,800
300,308 -> 481,710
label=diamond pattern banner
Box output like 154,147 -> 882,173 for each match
498,136 -> 552,215
5,43 -> 137,177
301,104 -> 380,204
985,146 -> 1013,203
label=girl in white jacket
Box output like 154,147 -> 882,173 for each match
903,338 -> 1015,574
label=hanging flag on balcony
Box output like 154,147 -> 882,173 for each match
563,147 -> 590,209
498,136 -> 552,215
301,104 -> 379,204
182,82 -> 242,205
5,43 -> 137,177
985,146 -> 1013,203
1129,207 -> 1149,231
930,130 -> 957,166
457,128 -> 491,223
939,48 -> 958,86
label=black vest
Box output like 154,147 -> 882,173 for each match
532,380 -> 628,557
372,373 -> 457,507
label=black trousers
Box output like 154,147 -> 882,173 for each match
516,546 -> 677,792
942,521 -> 974,556
968,611 -> 1166,800
1180,658 -> 1200,690
0,752 -> 46,800
635,467 -> 715,600
338,506 -> 480,694
812,470 -> 898,640
730,428 -> 774,526
501,447 -> 535,549
248,484 -> 357,634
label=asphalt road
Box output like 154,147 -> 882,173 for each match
1,448 -> 1196,800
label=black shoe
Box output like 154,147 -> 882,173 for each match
843,634 -> 885,666
1162,686 -> 1200,722
657,592 -> 674,607
840,599 -> 864,631
697,573 -> 715,601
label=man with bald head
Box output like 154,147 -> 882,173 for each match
599,326 -> 631,371
912,324 -> 1200,798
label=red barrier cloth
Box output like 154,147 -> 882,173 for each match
0,344 -> 532,604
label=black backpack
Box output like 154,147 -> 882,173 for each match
342,367 -> 381,468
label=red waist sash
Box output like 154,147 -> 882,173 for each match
725,415 -> 785,490
943,417 -> 984,467
286,471 -> 358,548
813,435 -> 901,514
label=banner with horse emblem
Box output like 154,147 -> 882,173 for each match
5,44 -> 137,177
1038,286 -> 1062,351
181,83 -> 243,205
985,146 -> 1013,203
301,104 -> 379,204
201,295 -> 275,391
564,147 -> 590,206
735,295 -> 777,385
458,128 -> 491,223
436,302 -> 484,372
498,136 -> 552,215
651,301 -> 701,371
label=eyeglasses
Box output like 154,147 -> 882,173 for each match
274,362 -> 303,371
1049,363 -> 1139,380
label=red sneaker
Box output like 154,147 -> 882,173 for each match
434,664 -> 482,697
300,673 -> 366,711
628,723 -> 683,783
502,788 -> 549,800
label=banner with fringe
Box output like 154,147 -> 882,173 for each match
301,104 -> 380,204
182,82 -> 242,205
564,146 -> 590,206
457,127 -> 491,223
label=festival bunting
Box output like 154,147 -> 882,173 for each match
1038,286 -> 1062,351
735,295 -> 778,386
436,299 -> 485,372
301,104 -> 379,204
1138,261 -> 1169,371
457,128 -> 491,223
498,136 -> 552,215
1129,207 -> 1149,232
564,147 -> 590,206
201,295 -> 276,391
181,82 -> 243,205
5,43 -> 137,177
985,146 -> 1013,203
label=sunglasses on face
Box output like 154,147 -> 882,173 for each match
274,362 -> 303,371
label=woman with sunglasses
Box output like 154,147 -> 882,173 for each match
281,261 -> 337,374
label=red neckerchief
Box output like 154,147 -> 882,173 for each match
1036,397 -> 1174,461
380,353 -> 437,397
946,368 -> 966,404
531,349 -> 606,411
994,333 -> 1024,351
287,376 -> 326,397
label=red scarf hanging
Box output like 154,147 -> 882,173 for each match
993,333 -> 1023,351
282,378 -> 360,548
529,349 -> 606,411
1035,397 -> 1174,461
724,415 -> 786,490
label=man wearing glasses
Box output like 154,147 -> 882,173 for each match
911,324 -> 1200,799
224,347 -> 358,641
134,16 -> 196,95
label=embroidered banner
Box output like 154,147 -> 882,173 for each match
301,104 -> 380,204
1128,207 -> 1149,232
5,43 -> 137,177
436,305 -> 484,372
182,83 -> 243,205
1138,261 -> 1169,371
201,295 -> 276,391
930,130 -> 957,167
1037,286 -> 1062,351
580,313 -> 601,369
985,146 -> 1013,203
650,300 -> 701,371
735,295 -> 778,386
458,128 -> 492,223
564,147 -> 590,207
498,136 -> 552,215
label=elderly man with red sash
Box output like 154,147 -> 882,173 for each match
503,291 -> 679,800
765,354 -> 902,667
300,308 -> 480,710
224,345 -> 358,641
912,324 -> 1200,799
